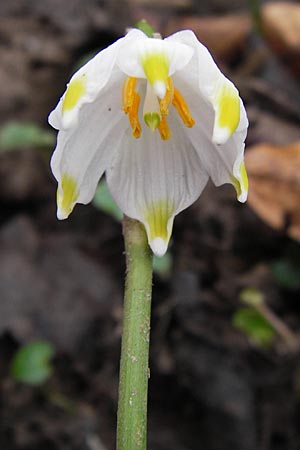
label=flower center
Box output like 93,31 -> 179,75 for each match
122,76 -> 195,140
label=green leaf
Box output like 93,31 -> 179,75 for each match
92,180 -> 123,221
0,122 -> 55,151
153,252 -> 172,277
233,308 -> 276,348
272,260 -> 300,289
135,20 -> 156,37
240,287 -> 264,307
10,341 -> 55,385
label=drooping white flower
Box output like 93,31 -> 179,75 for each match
49,29 -> 248,257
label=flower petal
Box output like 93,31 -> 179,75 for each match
117,36 -> 193,98
51,73 -> 128,219
49,29 -> 145,130
173,73 -> 248,202
106,110 -> 209,256
166,30 -> 246,144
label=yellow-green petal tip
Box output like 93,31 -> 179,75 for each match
57,173 -> 78,220
231,161 -> 248,203
143,200 -> 174,256
150,237 -> 168,257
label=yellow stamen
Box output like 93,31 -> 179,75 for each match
122,77 -> 137,113
128,92 -> 141,138
159,77 -> 174,117
172,88 -> 195,128
158,116 -> 171,140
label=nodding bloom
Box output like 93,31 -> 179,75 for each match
49,29 -> 248,257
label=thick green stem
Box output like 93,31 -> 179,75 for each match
117,216 -> 153,450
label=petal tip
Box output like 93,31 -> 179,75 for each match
232,161 -> 248,203
56,173 -> 78,220
150,237 -> 168,257
237,190 -> 248,203
56,207 -> 69,220
48,109 -> 60,130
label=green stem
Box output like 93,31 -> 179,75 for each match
117,216 -> 153,450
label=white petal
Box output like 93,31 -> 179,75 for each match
173,73 -> 248,202
48,29 -> 144,131
117,36 -> 193,81
51,73 -> 128,219
151,238 -> 168,257
167,30 -> 247,144
106,111 -> 209,256
48,98 -> 63,130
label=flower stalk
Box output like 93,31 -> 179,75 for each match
117,216 -> 153,450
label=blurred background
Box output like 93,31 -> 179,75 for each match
1,0 -> 300,449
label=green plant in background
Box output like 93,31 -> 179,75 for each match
0,121 -> 55,151
151,250 -> 172,278
233,287 -> 276,348
10,341 -> 55,386
233,287 -> 299,351
93,180 -> 123,221
272,259 -> 300,290
233,305 -> 276,348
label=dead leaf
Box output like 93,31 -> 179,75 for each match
245,142 -> 300,240
165,14 -> 251,63
261,2 -> 300,74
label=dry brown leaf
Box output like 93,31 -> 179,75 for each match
165,14 -> 251,62
261,2 -> 300,74
245,142 -> 300,240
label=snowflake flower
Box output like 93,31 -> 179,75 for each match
49,29 -> 248,256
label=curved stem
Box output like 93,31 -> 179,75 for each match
117,216 -> 153,450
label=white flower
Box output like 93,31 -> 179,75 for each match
49,29 -> 248,257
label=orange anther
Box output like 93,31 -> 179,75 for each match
122,77 -> 141,138
159,77 -> 174,117
172,88 -> 195,128
129,92 -> 141,138
158,116 -> 171,140
122,77 -> 138,113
